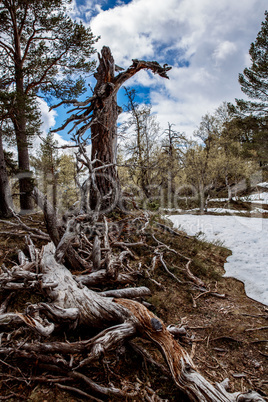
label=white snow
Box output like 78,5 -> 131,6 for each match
210,191 -> 268,205
257,182 -> 268,189
169,214 -> 268,306
167,207 -> 267,215
184,208 -> 248,214
206,207 -> 268,214
239,192 -> 268,204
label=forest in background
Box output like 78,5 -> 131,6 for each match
5,95 -> 267,217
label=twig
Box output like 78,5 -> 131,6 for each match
245,326 -> 268,332
70,371 -> 136,398
185,260 -> 205,288
211,336 -> 242,343
0,393 -> 27,400
194,282 -> 225,301
152,234 -> 190,261
8,209 -> 49,239
190,342 -> 197,359
0,231 -> 49,240
191,294 -> 197,308
56,383 -> 103,401
158,253 -> 183,284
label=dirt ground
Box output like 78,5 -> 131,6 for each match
0,212 -> 267,401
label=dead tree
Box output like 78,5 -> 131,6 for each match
53,46 -> 171,210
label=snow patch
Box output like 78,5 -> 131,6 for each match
257,182 -> 268,189
169,214 -> 268,306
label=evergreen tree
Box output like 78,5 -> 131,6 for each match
0,0 -> 97,212
235,11 -> 268,116
57,153 -> 78,211
31,132 -> 59,210
225,115 -> 268,170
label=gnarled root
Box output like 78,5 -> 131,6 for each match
0,241 -> 264,401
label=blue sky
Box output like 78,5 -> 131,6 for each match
40,0 -> 268,146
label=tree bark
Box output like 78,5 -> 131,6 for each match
14,117 -> 34,213
0,129 -> 13,217
90,47 -> 120,210
13,20 -> 34,213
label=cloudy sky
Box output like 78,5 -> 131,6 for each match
41,0 -> 268,142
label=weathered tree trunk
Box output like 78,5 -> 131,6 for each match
0,130 -> 13,217
52,46 -> 171,212
90,48 -> 120,209
88,46 -> 172,210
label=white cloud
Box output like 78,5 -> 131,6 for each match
30,99 -> 73,156
84,0 -> 267,137
38,98 -> 57,134
213,41 -> 237,63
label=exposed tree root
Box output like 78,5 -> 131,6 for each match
0,233 -> 265,401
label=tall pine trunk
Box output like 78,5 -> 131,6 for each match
0,130 -> 13,217
14,85 -> 34,213
13,18 -> 33,213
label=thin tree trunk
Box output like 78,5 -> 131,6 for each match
0,130 -> 13,217
225,174 -> 232,201
51,157 -> 57,210
199,183 -> 205,214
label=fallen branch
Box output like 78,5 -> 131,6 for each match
100,286 -> 151,299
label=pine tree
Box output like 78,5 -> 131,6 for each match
0,0 -> 97,213
57,153 -> 78,211
32,132 -> 59,210
236,11 -> 268,115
